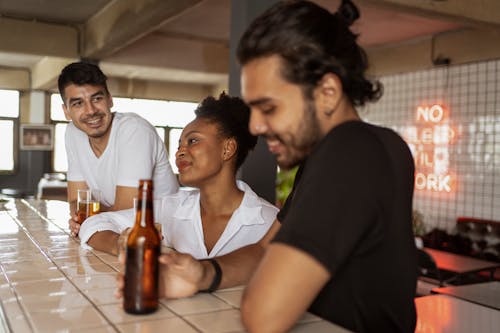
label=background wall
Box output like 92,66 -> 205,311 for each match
363,58 -> 500,231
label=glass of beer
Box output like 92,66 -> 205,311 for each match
77,189 -> 101,224
154,223 -> 163,240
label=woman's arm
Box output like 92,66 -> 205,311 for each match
87,230 -> 121,255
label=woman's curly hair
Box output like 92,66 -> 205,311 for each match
195,92 -> 258,169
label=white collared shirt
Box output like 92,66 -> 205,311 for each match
79,181 -> 278,259
160,180 -> 278,259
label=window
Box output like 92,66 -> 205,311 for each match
53,123 -> 68,172
0,89 -> 19,172
50,94 -> 197,173
168,128 -> 183,172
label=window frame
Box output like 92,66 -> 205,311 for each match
0,89 -> 20,175
51,122 -> 68,173
0,116 -> 19,175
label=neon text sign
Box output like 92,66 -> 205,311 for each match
402,104 -> 456,193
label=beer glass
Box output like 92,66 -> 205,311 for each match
77,189 -> 101,224
154,223 -> 162,236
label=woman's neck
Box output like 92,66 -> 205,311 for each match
198,175 -> 244,217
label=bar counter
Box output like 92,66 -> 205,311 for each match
0,198 -> 346,332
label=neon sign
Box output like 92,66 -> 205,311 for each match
402,104 -> 457,193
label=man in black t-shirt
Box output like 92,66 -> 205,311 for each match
273,122 -> 416,332
116,1 -> 417,332
235,2 -> 416,331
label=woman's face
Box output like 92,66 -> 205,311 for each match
175,118 -> 228,187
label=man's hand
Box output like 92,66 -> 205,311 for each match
115,252 -> 205,300
157,253 -> 206,298
68,212 -> 80,237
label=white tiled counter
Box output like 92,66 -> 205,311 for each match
0,199 -> 348,333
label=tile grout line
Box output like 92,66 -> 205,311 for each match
160,292 -> 243,332
1,209 -> 39,333
10,199 -> 122,333
0,262 -> 31,333
19,200 -> 243,333
26,199 -> 209,332
23,199 -> 125,274
20,199 -> 202,333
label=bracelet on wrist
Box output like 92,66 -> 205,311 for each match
200,258 -> 222,293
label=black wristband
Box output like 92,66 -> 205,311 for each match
200,259 -> 222,293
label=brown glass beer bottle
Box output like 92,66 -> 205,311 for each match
124,179 -> 161,314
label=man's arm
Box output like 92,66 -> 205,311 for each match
116,220 -> 281,299
100,185 -> 137,212
241,243 -> 331,333
210,220 -> 281,289
163,220 -> 281,297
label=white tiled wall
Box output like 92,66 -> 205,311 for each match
363,59 -> 500,231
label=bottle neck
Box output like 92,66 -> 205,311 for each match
136,186 -> 154,228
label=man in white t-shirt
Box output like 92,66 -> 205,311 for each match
58,61 -> 179,250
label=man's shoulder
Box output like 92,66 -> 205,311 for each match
65,122 -> 86,142
324,121 -> 406,152
66,121 -> 79,133
114,112 -> 149,126
318,121 -> 375,154
113,112 -> 156,134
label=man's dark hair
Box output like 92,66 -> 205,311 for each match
237,0 -> 382,106
195,92 -> 258,170
58,61 -> 109,102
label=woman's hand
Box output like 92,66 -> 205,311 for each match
116,228 -> 131,262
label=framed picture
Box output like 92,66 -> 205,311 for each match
20,124 -> 54,151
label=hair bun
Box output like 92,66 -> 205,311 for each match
337,0 -> 360,26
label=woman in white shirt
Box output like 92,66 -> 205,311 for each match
79,92 -> 278,258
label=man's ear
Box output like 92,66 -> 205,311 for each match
62,103 -> 72,121
108,94 -> 114,109
222,138 -> 237,161
315,73 -> 343,116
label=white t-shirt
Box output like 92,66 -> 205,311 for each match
65,112 -> 179,206
79,181 -> 278,259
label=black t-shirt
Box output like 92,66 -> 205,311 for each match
274,121 -> 417,333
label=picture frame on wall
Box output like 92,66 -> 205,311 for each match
20,124 -> 54,151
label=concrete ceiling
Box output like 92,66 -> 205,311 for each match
0,0 -> 499,100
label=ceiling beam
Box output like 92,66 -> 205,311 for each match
367,27 -> 500,76
359,0 -> 500,28
107,76 -> 212,102
31,56 -> 77,90
82,0 -> 203,59
100,62 -> 228,86
0,17 -> 77,57
0,67 -> 30,90
103,32 -> 229,75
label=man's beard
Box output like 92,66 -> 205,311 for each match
275,100 -> 322,169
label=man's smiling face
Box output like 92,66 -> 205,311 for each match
62,84 -> 114,139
